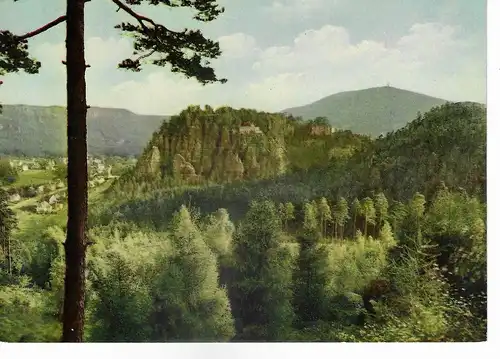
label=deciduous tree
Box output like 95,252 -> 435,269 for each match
0,159 -> 18,185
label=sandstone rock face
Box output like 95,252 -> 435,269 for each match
173,154 -> 197,182
133,106 -> 290,185
137,145 -> 162,177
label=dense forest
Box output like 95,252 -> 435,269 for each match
0,101 -> 486,342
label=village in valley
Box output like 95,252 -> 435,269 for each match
1,155 -> 135,214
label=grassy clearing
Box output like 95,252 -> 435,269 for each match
9,170 -> 56,188
11,179 -> 114,233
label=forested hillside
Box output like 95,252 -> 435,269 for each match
0,102 -> 486,342
283,86 -> 449,136
0,105 -> 167,157
107,102 -> 485,227
349,102 -> 486,201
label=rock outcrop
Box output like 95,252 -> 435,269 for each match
133,106 -> 290,184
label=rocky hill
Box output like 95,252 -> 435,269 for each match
133,105 -> 292,184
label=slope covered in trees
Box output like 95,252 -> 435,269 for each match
0,101 -> 486,343
283,86 -> 449,136
0,105 -> 167,157
348,101 -> 486,201
1,188 -> 486,342
105,102 -> 485,231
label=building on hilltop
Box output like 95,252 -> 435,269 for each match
239,123 -> 263,135
309,124 -> 335,136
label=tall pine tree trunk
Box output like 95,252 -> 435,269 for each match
62,0 -> 88,343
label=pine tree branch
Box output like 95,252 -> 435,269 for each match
110,0 -> 225,83
135,48 -> 156,61
16,16 -> 67,41
111,0 -> 157,32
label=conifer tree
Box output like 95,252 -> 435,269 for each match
0,189 -> 17,276
379,221 -> 396,247
232,201 -> 294,340
89,251 -> 154,342
409,192 -> 426,242
278,203 -> 286,229
317,197 -> 332,238
397,193 -> 428,260
278,203 -> 295,232
284,202 -> 295,232
389,201 -> 407,237
203,208 -> 235,258
334,197 -> 350,240
360,197 -> 376,238
293,227 -> 331,325
151,206 -> 235,341
303,201 -> 319,232
374,192 -> 389,234
1,0 -> 226,341
351,198 -> 361,236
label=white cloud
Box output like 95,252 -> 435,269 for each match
85,37 -> 131,69
240,22 -> 483,110
242,72 -> 311,110
217,33 -> 259,58
396,23 -> 466,64
1,36 -> 136,107
32,36 -> 131,74
0,22 -> 485,115
101,72 -> 218,115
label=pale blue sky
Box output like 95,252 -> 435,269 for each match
0,0 -> 486,115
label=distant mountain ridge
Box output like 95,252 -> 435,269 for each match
0,104 -> 168,157
0,86 -> 478,157
282,86 -> 450,136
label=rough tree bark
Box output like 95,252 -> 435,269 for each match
62,0 -> 88,342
